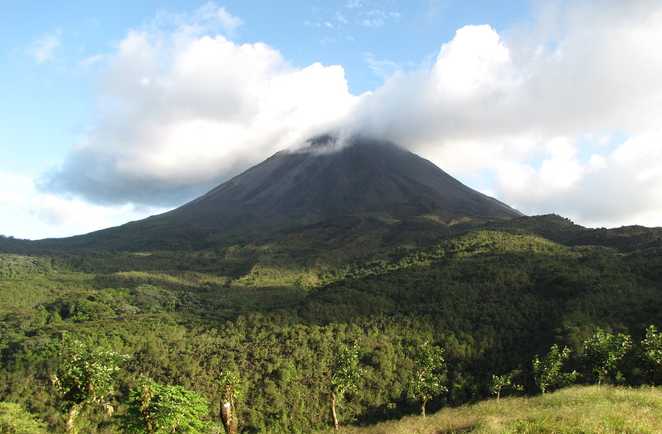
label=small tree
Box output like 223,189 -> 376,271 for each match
489,371 -> 523,401
582,328 -> 632,385
642,325 -> 662,384
330,343 -> 362,431
124,379 -> 211,434
532,344 -> 578,394
218,370 -> 243,434
51,335 -> 127,434
409,341 -> 447,417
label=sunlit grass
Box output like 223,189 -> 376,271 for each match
325,386 -> 662,434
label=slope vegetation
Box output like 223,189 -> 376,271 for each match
324,386 -> 662,434
0,224 -> 661,432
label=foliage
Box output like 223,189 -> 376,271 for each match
0,402 -> 47,434
331,343 -> 363,398
218,369 -> 242,434
532,345 -> 578,394
408,342 -> 447,416
218,369 -> 243,404
123,379 -> 211,434
330,343 -> 363,429
51,335 -> 127,409
0,224 -> 662,432
582,329 -> 633,385
51,334 -> 127,432
641,325 -> 662,384
489,371 -> 523,401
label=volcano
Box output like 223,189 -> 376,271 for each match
169,135 -> 519,225
32,135 -> 522,250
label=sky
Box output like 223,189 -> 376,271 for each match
1,0 -> 661,240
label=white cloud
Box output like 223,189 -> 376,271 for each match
364,52 -> 400,78
79,53 -> 106,68
212,6 -> 243,33
30,30 -> 61,63
148,1 -> 242,37
342,1 -> 662,227
495,133 -> 662,227
0,171 -> 165,240
43,9 -> 357,206
34,0 -> 662,234
359,10 -> 400,28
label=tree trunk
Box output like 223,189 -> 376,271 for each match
66,404 -> 81,434
496,390 -> 501,401
331,392 -> 339,431
421,398 -> 427,417
220,400 -> 238,434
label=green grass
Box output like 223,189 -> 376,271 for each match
325,386 -> 662,434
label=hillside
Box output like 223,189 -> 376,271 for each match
1,227 -> 661,432
319,386 -> 662,434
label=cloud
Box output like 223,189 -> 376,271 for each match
345,0 -> 363,9
40,0 -> 662,228
341,2 -> 662,227
42,5 -> 357,206
313,2 -> 399,29
211,6 -> 243,33
79,53 -> 106,68
495,133 -> 662,227
30,30 -> 61,63
364,52 -> 400,78
0,171 -> 165,240
359,9 -> 401,28
147,1 -> 242,38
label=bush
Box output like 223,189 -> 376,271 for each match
123,379 -> 212,434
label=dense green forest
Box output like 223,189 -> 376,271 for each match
1,215 -> 661,432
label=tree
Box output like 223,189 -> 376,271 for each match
51,335 -> 127,434
532,344 -> 578,394
124,379 -> 211,434
0,402 -> 47,434
489,371 -> 523,401
408,341 -> 447,417
582,328 -> 632,385
218,369 -> 243,434
641,325 -> 662,384
330,343 -> 362,431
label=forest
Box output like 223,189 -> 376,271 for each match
1,215 -> 662,433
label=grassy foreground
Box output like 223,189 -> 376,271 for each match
325,386 -> 662,434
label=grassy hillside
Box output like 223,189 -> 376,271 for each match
325,386 -> 662,434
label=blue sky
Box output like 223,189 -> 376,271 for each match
2,0 -> 662,239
